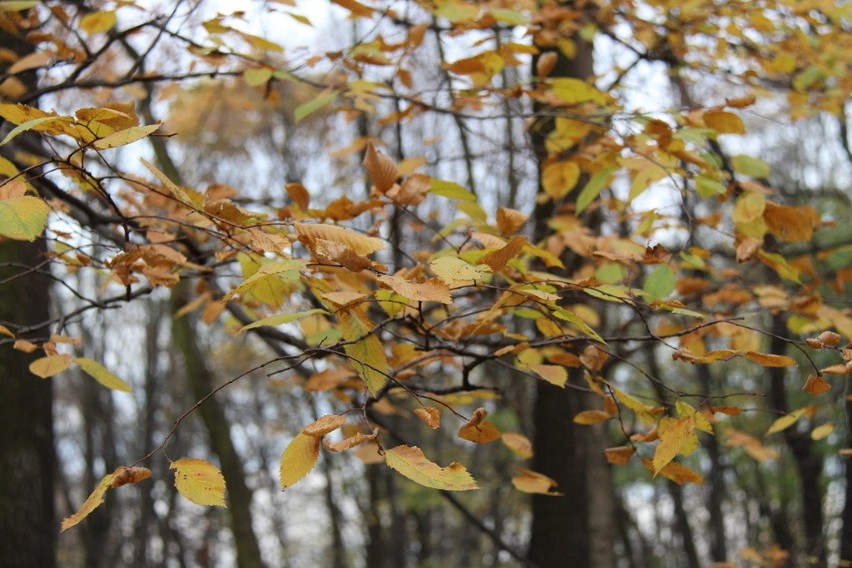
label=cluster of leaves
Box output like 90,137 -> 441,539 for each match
0,0 -> 848,542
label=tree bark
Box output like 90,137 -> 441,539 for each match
0,13 -> 55,568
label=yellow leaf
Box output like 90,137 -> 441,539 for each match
302,414 -> 345,437
429,256 -> 491,286
541,161 -> 580,199
60,474 -> 114,532
767,406 -> 813,435
573,409 -> 612,425
496,207 -> 528,236
92,123 -> 161,150
703,110 -> 745,134
458,408 -> 500,443
339,310 -> 389,395
511,467 -> 562,495
652,416 -> 694,475
763,202 -> 815,242
75,357 -> 132,392
811,423 -> 834,440
501,432 -> 533,459
170,459 -> 227,507
29,354 -> 73,378
80,10 -> 116,34
523,364 -> 564,387
610,386 -> 656,421
384,445 -> 478,491
550,78 -> 607,104
0,196 -> 49,241
415,407 -> 441,429
279,433 -> 321,488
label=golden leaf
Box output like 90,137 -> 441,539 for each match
29,354 -> 73,379
76,357 -> 132,392
60,474 -> 114,532
170,459 -> 227,507
511,467 -> 562,495
573,409 -> 612,425
376,274 -> 452,304
285,183 -> 310,210
743,351 -> 796,367
802,374 -> 831,395
541,161 -> 580,199
279,433 -> 321,488
384,445 -> 478,491
477,235 -> 527,272
644,459 -> 704,485
496,207 -> 528,236
527,364 -> 567,387
652,416 -> 694,475
501,432 -> 533,459
295,222 -> 385,256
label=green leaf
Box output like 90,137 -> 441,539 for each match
429,178 -> 476,201
695,175 -> 726,198
294,92 -> 337,123
643,265 -> 676,300
243,67 -> 273,87
239,309 -> 328,333
576,167 -> 615,214
0,116 -> 66,146
0,1 -> 38,11
732,154 -> 770,178
92,123 -> 161,149
0,196 -> 49,240
76,357 -> 133,392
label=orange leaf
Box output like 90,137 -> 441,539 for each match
29,354 -> 73,378
110,466 -> 152,488
704,110 -> 745,134
496,207 -> 528,236
573,409 -> 612,425
285,183 -> 310,210
477,235 -> 527,272
511,467 -> 562,495
744,351 -> 796,367
644,458 -> 704,485
302,414 -> 346,437
604,446 -> 636,465
362,140 -> 398,193
528,364 -> 567,387
803,374 -> 831,395
458,408 -> 500,443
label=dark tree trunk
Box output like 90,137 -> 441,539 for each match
0,13 -> 55,568
0,240 -> 55,568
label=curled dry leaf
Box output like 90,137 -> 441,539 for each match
362,139 -> 398,194
816,331 -> 841,347
414,407 -> 441,429
496,207 -> 528,236
302,414 -> 346,437
604,446 -> 636,465
458,407 -> 500,443
110,466 -> 152,488
323,428 -> 379,452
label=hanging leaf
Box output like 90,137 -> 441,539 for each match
541,161 -> 580,199
527,364 -> 567,387
802,374 -> 831,395
29,354 -> 73,378
323,429 -> 378,452
652,416 -> 694,475
294,91 -> 337,123
110,466 -> 152,488
744,351 -> 796,367
362,140 -> 398,193
60,474 -> 114,532
294,223 -> 384,256
170,459 -> 227,507
604,446 -> 636,465
80,10 -> 117,34
767,406 -> 814,435
239,309 -> 328,333
457,408 -> 500,443
76,357 -> 132,392
280,433 -> 321,488
573,409 -> 612,425
0,196 -> 49,241
511,467 -> 562,495
643,458 -> 704,485
384,445 -> 478,491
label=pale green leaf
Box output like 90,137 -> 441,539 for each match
93,123 -> 161,149
76,357 -> 132,392
429,178 -> 476,201
239,309 -> 328,333
643,265 -> 676,300
0,196 -> 49,240
294,92 -> 337,123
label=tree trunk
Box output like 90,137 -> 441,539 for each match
841,377 -> 852,565
170,282 -> 266,568
0,240 -> 55,568
0,13 -> 55,568
528,3 -> 614,567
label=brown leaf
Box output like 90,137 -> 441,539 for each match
110,466 -> 152,488
536,52 -> 558,77
501,432 -> 533,459
285,183 -> 310,210
362,140 -> 398,194
477,235 -> 527,272
496,207 -> 528,236
323,429 -> 378,452
816,331 -> 841,347
604,446 -> 636,465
